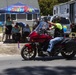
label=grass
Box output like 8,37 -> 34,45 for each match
0,27 -> 3,33
30,26 -> 33,31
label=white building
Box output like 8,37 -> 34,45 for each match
53,0 -> 76,23
0,0 -> 40,26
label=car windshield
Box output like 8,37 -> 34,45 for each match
60,17 -> 70,24
43,16 -> 51,21
34,21 -> 49,32
47,17 -> 51,21
51,16 -> 70,25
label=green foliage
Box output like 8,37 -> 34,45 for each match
38,0 -> 70,16
0,27 -> 3,33
39,0 -> 58,16
58,0 -> 70,3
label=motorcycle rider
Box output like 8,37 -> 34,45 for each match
43,16 -> 64,56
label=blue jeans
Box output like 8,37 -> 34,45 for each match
47,37 -> 63,52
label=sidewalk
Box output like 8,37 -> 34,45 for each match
0,42 -> 25,55
0,32 -> 28,55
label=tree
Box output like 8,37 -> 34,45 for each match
38,0 -> 70,16
58,0 -> 70,3
38,0 -> 58,16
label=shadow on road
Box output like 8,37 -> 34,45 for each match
22,56 -> 76,61
1,66 -> 76,75
34,56 -> 64,61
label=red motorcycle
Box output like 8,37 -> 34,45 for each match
21,21 -> 76,60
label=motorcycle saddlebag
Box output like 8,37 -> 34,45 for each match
63,38 -> 76,52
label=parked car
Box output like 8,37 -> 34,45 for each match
50,15 -> 71,37
41,16 -> 53,21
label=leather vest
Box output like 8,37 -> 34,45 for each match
54,27 -> 64,37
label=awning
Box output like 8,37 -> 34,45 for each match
0,2 -> 40,14
0,9 -> 5,13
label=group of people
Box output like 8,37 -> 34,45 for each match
4,16 -> 31,42
4,16 -> 76,55
4,16 -> 75,55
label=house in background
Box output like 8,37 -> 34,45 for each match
53,0 -> 76,23
0,0 -> 40,26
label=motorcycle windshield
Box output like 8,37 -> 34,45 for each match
34,21 -> 49,33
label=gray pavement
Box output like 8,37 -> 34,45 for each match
0,55 -> 76,75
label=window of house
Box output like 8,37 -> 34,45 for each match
54,10 -> 56,14
17,14 -> 26,19
67,8 -> 69,13
33,14 -> 37,20
6,14 -> 16,20
74,3 -> 76,14
56,7 -> 58,14
6,14 -> 10,19
11,14 -> 16,20
27,14 -> 32,20
0,14 -> 5,22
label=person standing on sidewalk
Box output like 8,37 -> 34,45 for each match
5,16 -> 14,40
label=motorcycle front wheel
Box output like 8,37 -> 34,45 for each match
21,46 -> 36,60
61,50 -> 76,59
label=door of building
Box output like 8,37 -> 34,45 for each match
70,3 -> 75,23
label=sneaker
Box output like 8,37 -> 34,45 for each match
43,51 -> 50,56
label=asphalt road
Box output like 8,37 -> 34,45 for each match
0,55 -> 76,75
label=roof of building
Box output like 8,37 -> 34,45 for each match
0,0 -> 39,9
54,0 -> 76,7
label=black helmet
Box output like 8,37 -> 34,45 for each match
52,16 -> 61,23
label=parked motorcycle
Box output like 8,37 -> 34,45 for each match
21,21 -> 76,60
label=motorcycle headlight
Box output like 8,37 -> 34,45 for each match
26,37 -> 30,41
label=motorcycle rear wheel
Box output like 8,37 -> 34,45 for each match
61,50 -> 76,59
21,46 -> 36,60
